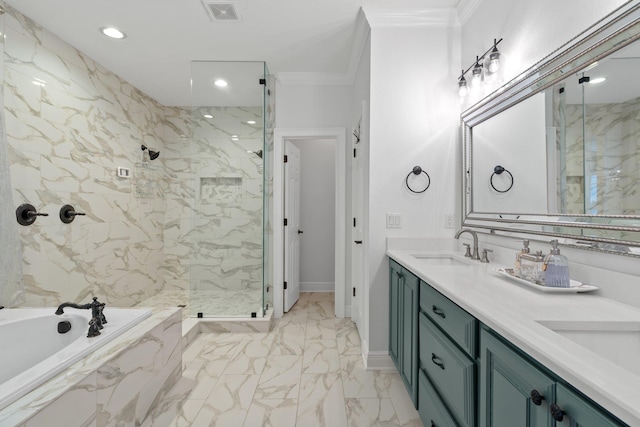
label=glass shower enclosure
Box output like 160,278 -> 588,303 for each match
186,61 -> 272,318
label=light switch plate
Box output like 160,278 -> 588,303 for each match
386,213 -> 401,229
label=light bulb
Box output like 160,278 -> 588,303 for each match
488,41 -> 501,73
458,78 -> 468,97
472,64 -> 483,87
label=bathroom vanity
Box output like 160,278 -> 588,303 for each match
387,248 -> 639,427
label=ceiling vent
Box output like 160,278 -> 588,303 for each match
202,1 -> 241,21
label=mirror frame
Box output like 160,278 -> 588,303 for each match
461,1 -> 640,256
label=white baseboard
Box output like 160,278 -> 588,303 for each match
364,350 -> 396,371
345,304 -> 352,317
300,282 -> 334,292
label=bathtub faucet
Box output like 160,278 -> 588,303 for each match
55,297 -> 107,337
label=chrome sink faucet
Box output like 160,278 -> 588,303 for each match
455,228 -> 480,261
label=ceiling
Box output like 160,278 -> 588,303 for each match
5,0 -> 462,107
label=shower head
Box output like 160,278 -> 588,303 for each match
247,150 -> 263,159
141,145 -> 160,161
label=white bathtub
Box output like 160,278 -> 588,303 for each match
0,307 -> 152,411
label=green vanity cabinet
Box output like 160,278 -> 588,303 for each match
389,258 -> 628,427
479,328 -> 627,427
389,258 -> 419,406
479,328 -> 555,427
553,383 -> 625,427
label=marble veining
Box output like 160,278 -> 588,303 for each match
142,293 -> 421,427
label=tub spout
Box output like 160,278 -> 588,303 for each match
55,301 -> 91,315
55,297 -> 107,337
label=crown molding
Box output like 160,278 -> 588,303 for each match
276,8 -> 371,86
457,0 -> 483,26
362,6 -> 457,28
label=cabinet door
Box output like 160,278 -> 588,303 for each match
389,259 -> 402,370
401,268 -> 419,405
553,383 -> 626,427
480,329 -> 555,427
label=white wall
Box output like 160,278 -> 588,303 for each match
365,13 -> 462,355
291,138 -> 336,292
275,84 -> 353,129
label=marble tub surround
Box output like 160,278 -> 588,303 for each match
0,308 -> 182,427
141,292 -> 422,427
387,244 -> 640,425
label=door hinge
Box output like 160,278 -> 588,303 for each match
353,148 -> 356,158
353,218 -> 356,227
284,155 -> 288,163
353,287 -> 356,297
284,281 -> 288,290
259,78 -> 266,85
284,218 -> 288,226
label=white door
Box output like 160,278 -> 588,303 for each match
284,141 -> 301,312
351,118 -> 364,332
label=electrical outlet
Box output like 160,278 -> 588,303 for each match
445,214 -> 454,229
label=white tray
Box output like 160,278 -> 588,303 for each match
493,268 -> 599,293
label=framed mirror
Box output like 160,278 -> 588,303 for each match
462,1 -> 640,256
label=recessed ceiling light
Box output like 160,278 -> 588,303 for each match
203,114 -> 214,119
100,27 -> 126,39
246,120 -> 256,125
589,77 -> 606,84
214,79 -> 228,87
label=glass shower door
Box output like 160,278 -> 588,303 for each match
187,61 -> 266,318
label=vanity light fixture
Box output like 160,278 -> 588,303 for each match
488,39 -> 501,73
471,57 -> 483,87
100,26 -> 126,39
458,71 -> 468,97
457,38 -> 503,98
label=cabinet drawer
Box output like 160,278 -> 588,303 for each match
418,369 -> 458,427
421,282 -> 477,357
420,313 -> 476,427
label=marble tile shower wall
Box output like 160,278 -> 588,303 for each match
162,106 -> 265,307
564,97 -> 640,219
4,6 -> 169,306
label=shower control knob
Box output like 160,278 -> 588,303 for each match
16,203 -> 48,226
59,204 -> 86,224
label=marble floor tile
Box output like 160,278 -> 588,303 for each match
302,339 -> 341,374
153,292 -> 424,427
306,318 -> 337,340
244,398 -> 298,427
340,354 -> 393,398
254,355 -> 302,399
336,318 -> 362,355
387,373 -> 420,425
345,398 -> 423,427
192,374 -> 260,427
297,373 -> 348,427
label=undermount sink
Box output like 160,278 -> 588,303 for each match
410,254 -> 472,266
537,320 -> 640,376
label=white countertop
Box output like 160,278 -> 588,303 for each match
387,248 -> 640,426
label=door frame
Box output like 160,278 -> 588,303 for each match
273,127 -> 347,318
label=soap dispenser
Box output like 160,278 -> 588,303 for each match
514,240 -> 530,278
543,240 -> 570,288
